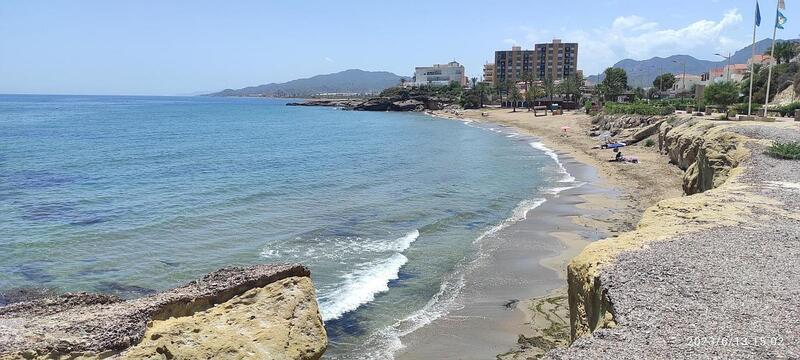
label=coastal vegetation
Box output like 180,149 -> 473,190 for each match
599,67 -> 628,100
652,73 -> 676,92
703,81 -> 738,111
766,40 -> 799,64
741,62 -> 800,104
767,141 -> 800,160
604,101 -> 676,116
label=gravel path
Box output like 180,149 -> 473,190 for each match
548,124 -> 800,359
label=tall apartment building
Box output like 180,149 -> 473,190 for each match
494,46 -> 536,85
412,61 -> 467,87
494,40 -> 579,86
483,63 -> 495,86
534,39 -> 578,82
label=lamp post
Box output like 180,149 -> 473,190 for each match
672,60 -> 686,102
715,52 -> 732,82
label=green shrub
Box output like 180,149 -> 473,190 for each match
604,102 -> 676,116
767,141 -> 800,160
644,139 -> 656,147
733,103 -> 763,114
773,102 -> 800,117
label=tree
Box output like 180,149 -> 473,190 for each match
525,81 -> 544,110
647,87 -> 659,100
521,72 -> 536,110
475,82 -> 491,108
509,85 -> 521,112
633,87 -> 646,100
704,81 -> 739,110
543,77 -> 556,106
768,41 -> 798,64
601,67 -> 628,100
557,75 -> 581,102
653,73 -> 676,92
471,77 -> 478,89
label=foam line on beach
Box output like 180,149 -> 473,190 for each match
318,230 -> 419,322
352,197 -> 548,358
529,141 -> 576,183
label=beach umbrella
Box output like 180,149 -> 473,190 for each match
561,126 -> 571,133
606,142 -> 626,149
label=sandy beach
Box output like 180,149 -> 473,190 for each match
395,108 -> 685,358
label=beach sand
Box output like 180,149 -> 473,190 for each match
395,108 -> 684,359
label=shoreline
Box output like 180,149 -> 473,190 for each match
393,108 -> 684,358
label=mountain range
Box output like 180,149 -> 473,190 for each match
209,69 -> 407,97
588,38 -> 785,87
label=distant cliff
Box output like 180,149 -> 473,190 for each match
209,69 -> 408,98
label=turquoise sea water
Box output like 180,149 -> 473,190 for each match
0,95 -> 574,357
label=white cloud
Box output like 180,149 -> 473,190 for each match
324,57 -> 334,63
503,38 -> 518,45
515,9 -> 745,75
612,15 -> 647,30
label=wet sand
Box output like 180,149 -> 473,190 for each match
396,146 -> 623,359
395,109 -> 683,359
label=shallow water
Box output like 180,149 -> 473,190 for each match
0,95 -> 571,356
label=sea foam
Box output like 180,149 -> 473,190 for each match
529,141 -> 576,183
319,230 -> 419,321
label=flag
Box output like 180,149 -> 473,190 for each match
777,10 -> 788,29
778,0 -> 785,10
756,1 -> 762,26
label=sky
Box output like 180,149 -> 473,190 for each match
1,0 -> 797,95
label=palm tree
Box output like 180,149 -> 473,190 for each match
471,77 -> 478,89
521,72 -> 536,110
558,75 -> 581,102
509,86 -> 521,112
768,41 -> 799,64
543,77 -> 556,113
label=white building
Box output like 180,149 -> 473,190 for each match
671,74 -> 704,93
412,61 -> 467,87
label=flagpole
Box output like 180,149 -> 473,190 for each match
764,1 -> 781,117
748,0 -> 759,116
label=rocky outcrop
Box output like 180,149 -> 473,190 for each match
658,120 -> 747,195
0,264 -> 327,359
287,90 -> 456,112
589,114 -> 666,139
560,118 -> 797,352
286,99 -> 363,109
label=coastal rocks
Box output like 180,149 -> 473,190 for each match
121,276 -> 325,360
658,120 -> 747,195
0,264 -> 327,359
560,119 -> 787,354
286,99 -> 362,109
353,97 -> 392,111
389,99 -> 425,112
288,92 -> 456,112
590,114 -> 665,138
620,119 -> 667,145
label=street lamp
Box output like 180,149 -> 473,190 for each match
672,60 -> 686,102
715,52 -> 732,82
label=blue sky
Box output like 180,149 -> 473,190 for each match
1,0 -> 795,95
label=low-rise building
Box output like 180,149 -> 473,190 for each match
412,61 -> 467,87
709,64 -> 748,83
748,54 -> 775,66
671,74 -> 704,93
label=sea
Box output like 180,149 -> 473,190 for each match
0,95 -> 576,358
